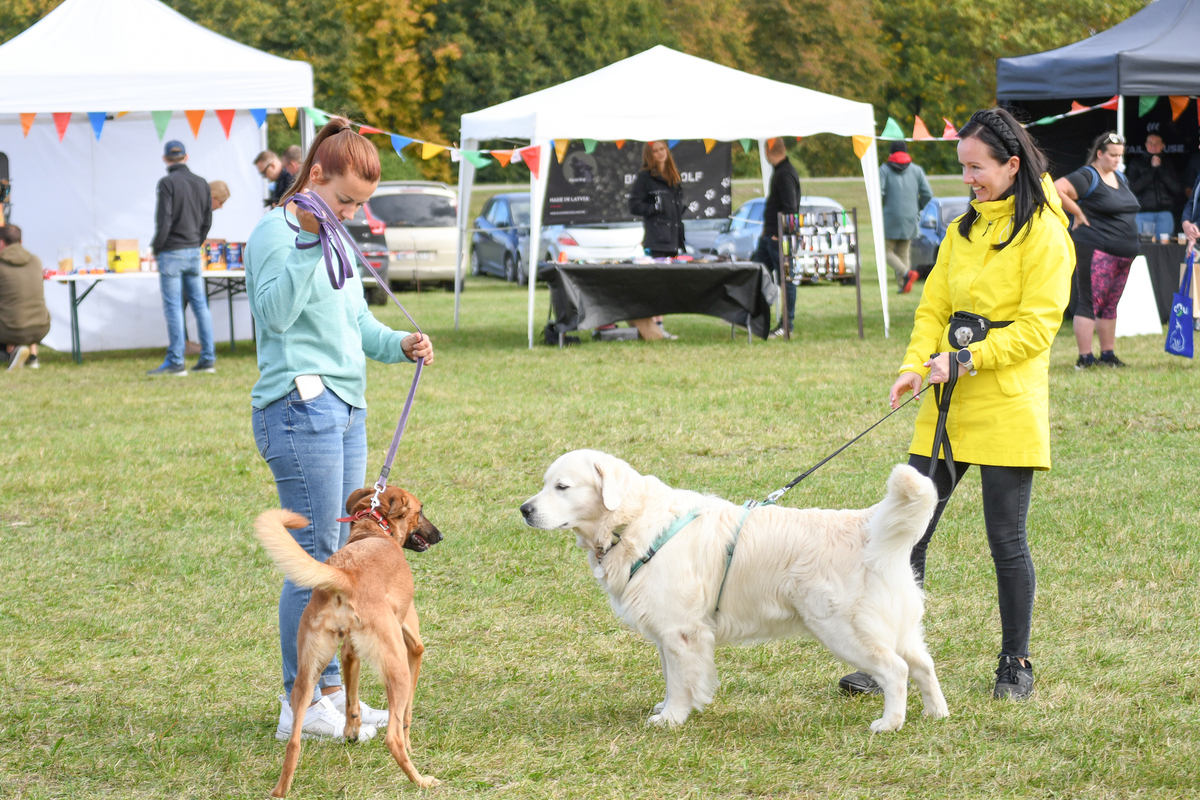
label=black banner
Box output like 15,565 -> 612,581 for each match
543,140 -> 732,225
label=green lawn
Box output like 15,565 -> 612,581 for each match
1,265 -> 1197,798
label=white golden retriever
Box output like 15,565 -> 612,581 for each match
520,449 -> 950,732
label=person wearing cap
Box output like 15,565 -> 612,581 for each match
149,140 -> 216,377
880,140 -> 933,294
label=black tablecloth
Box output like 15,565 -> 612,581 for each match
538,261 -> 780,339
1140,242 -> 1188,325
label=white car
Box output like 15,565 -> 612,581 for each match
368,181 -> 458,289
541,222 -> 645,265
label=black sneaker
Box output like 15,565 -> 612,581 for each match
1074,354 -> 1096,370
1098,352 -> 1126,368
191,360 -> 216,374
993,656 -> 1034,700
25,354 -> 39,369
838,671 -> 883,695
146,363 -> 188,377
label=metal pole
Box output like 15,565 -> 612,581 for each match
1117,96 -> 1125,141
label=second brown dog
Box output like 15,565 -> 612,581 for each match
254,486 -> 443,796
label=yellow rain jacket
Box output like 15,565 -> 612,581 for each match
900,176 -> 1074,469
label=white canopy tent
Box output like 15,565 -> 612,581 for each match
0,0 -> 313,352
455,46 -> 889,347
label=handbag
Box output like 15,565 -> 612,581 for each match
1165,252 -> 1194,359
947,311 -> 1011,350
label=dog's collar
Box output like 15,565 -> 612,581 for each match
337,507 -> 389,532
628,510 -> 701,580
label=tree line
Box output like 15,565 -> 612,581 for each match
2,0 -> 1149,178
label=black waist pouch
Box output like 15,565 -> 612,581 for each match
948,311 -> 1011,350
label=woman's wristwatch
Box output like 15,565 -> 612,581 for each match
956,348 -> 977,376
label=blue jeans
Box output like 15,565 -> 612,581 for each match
252,387 -> 368,702
1135,210 -> 1174,239
157,248 -> 214,367
753,235 -> 794,328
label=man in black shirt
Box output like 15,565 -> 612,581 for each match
752,137 -> 800,337
148,140 -> 215,377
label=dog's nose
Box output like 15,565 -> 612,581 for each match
519,502 -> 533,518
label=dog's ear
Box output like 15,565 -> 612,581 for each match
346,487 -> 373,515
595,454 -> 634,512
383,488 -> 416,526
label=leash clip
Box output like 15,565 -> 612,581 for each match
763,489 -> 785,505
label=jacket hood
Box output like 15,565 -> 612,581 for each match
885,160 -> 910,173
0,244 -> 34,267
970,174 -> 1069,230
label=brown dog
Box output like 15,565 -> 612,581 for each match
254,486 -> 443,795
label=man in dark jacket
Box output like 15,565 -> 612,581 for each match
1127,134 -> 1182,239
752,138 -> 800,337
149,140 -> 215,377
0,224 -> 50,370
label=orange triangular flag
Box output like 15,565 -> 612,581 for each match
942,118 -> 958,139
518,145 -> 541,179
53,112 -> 71,141
493,150 -> 514,167
766,137 -> 777,150
20,113 -> 35,137
215,110 -> 235,139
281,107 -> 298,127
1070,101 -> 1089,113
614,140 -> 625,149
358,125 -> 384,135
185,110 -> 204,138
1170,96 -> 1189,121
852,135 -> 872,159
703,138 -> 716,153
116,111 -> 130,118
912,116 -> 933,140
1100,96 -> 1120,110
554,139 -> 569,163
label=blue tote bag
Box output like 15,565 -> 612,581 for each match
1166,252 -> 1194,359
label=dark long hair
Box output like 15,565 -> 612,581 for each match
955,108 -> 1049,250
280,117 -> 381,204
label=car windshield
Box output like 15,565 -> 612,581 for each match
940,200 -> 970,225
509,198 -> 531,226
369,193 -> 457,228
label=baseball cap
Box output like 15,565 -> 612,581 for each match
164,140 -> 186,158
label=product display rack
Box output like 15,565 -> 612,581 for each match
776,209 -> 864,340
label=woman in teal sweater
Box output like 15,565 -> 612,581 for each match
246,118 -> 434,741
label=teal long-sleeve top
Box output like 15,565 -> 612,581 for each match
245,207 -> 412,410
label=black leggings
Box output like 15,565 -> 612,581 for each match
907,454 -> 1036,659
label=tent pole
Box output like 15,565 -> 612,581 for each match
861,137 -> 889,338
1117,95 -> 1125,141
757,139 -> 771,199
455,137 -> 478,331
300,109 -> 315,156
527,140 -> 548,349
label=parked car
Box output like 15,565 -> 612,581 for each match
541,222 -> 644,266
711,196 -> 849,262
683,218 -> 728,254
345,204 -> 390,304
471,192 -> 531,283
911,196 -> 971,276
368,181 -> 459,289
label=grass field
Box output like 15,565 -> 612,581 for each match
2,222 -> 1198,798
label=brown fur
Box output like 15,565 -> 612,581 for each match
254,487 -> 443,795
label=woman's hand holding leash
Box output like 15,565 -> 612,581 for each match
403,333 -> 434,365
889,372 -> 924,409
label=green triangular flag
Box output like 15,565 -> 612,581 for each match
306,107 -> 330,126
462,150 -> 492,168
1138,96 -> 1159,117
880,117 -> 905,140
152,110 -> 172,141
739,138 -> 753,153
582,138 -> 597,154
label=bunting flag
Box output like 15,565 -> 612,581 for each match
87,112 -> 106,141
666,139 -> 679,149
20,113 -> 35,137
390,135 -> 413,159
614,140 -> 626,149
703,138 -> 716,153
517,145 -> 541,179
250,108 -> 267,128
281,107 -> 298,127
942,118 -> 958,139
492,149 -> 514,167
152,110 -> 172,140
765,137 -> 776,150
1169,96 -> 1189,121
582,138 -> 597,154
185,110 -> 204,137
1138,96 -> 1159,117
1100,96 -> 1120,110
912,116 -> 933,140
306,107 -> 329,126
1069,101 -> 1089,113
740,138 -> 752,153
880,118 -> 905,140
461,150 -> 491,168
554,139 -> 569,163
216,110 -> 236,139
116,112 -> 130,118
421,142 -> 446,159
358,125 -> 384,134
852,135 -> 872,159
53,112 -> 71,142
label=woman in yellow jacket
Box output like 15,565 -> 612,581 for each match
841,108 -> 1074,701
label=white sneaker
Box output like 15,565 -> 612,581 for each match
328,688 -> 390,727
275,694 -> 378,741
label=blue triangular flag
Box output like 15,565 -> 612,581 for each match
250,109 -> 267,128
88,112 -> 106,141
391,135 -> 413,161
667,139 -> 679,149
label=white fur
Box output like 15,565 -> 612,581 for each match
520,449 -> 950,732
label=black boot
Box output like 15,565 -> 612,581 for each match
993,656 -> 1034,700
838,671 -> 883,695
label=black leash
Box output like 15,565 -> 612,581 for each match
926,357 -> 959,488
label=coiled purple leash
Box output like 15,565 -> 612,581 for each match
287,191 -> 426,510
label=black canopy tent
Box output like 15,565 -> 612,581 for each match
996,0 -> 1200,178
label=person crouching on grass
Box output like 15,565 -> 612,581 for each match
837,108 -> 1074,702
244,117 -> 434,741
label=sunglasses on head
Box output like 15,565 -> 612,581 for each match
1105,133 -> 1125,145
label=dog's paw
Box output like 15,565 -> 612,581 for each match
923,701 -> 950,720
415,775 -> 440,789
647,713 -> 672,727
651,701 -> 666,715
869,715 -> 904,733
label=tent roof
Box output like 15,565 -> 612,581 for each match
996,0 -> 1200,100
0,0 -> 312,113
460,46 -> 875,142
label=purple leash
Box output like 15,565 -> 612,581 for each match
286,191 -> 426,509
